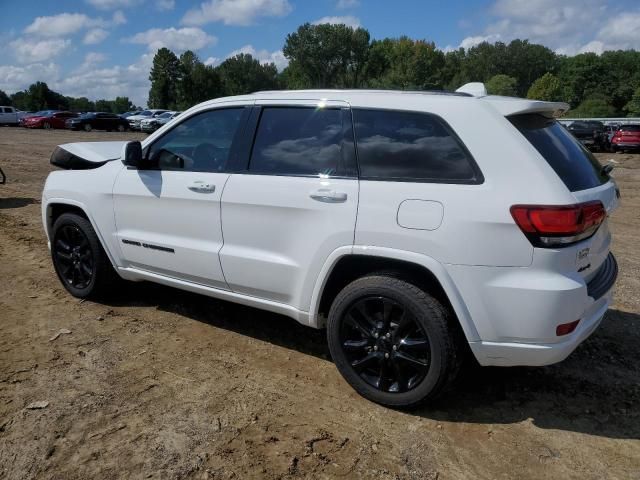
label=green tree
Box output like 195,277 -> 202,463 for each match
283,23 -> 370,88
112,96 -> 135,114
217,54 -> 279,95
486,74 -> 517,96
569,94 -> 616,118
95,99 -> 112,112
67,96 -> 95,112
0,89 -> 10,105
177,50 -> 200,110
148,47 -> 181,109
191,63 -> 224,104
624,87 -> 640,117
527,72 -> 563,101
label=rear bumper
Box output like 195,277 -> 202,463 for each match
613,142 -> 640,149
449,253 -> 618,367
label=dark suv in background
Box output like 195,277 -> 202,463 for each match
568,121 -> 608,151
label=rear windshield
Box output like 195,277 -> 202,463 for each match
621,125 -> 640,132
509,114 -> 609,192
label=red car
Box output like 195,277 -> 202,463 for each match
611,124 -> 640,152
22,110 -> 78,129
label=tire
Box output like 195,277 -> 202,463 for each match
43,122 -> 51,130
51,213 -> 119,299
117,124 -> 126,132
327,275 -> 463,408
84,123 -> 92,132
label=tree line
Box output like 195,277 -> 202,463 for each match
1,81 -> 139,114
3,22 -> 640,117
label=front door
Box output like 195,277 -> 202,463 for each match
219,101 -> 359,311
113,105 -> 249,289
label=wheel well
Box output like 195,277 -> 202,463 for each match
318,255 -> 453,319
47,203 -> 89,234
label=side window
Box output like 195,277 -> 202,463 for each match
147,108 -> 244,173
353,109 -> 480,183
249,107 -> 345,176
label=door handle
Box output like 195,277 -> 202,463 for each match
309,189 -> 348,203
188,181 -> 216,193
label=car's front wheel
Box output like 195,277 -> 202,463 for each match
117,124 -> 126,132
84,123 -> 92,132
327,275 -> 462,408
51,213 -> 119,299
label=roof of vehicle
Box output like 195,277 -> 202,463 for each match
195,84 -> 570,119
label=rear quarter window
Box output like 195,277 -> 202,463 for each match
352,109 -> 481,183
509,114 -> 609,192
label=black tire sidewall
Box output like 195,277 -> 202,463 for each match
327,276 -> 452,408
51,213 -> 103,298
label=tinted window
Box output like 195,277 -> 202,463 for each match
353,109 -> 479,182
510,114 -> 608,192
249,107 -> 345,176
147,108 -> 244,172
621,125 -> 640,132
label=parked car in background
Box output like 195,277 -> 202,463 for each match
18,112 -> 37,126
66,112 -> 130,132
140,111 -> 181,132
0,106 -> 28,126
611,124 -> 640,152
567,120 -> 608,151
120,110 -> 141,119
604,124 -> 621,144
127,109 -> 168,130
23,111 -> 78,129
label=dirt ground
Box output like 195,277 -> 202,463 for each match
0,127 -> 638,480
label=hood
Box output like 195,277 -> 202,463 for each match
50,141 -> 127,170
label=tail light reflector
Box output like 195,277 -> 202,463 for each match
556,319 -> 580,336
510,201 -> 606,248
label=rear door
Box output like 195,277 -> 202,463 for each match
219,100 -> 358,310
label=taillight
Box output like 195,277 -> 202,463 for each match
556,319 -> 580,336
510,201 -> 606,248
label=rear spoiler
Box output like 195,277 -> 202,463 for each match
455,82 -> 570,118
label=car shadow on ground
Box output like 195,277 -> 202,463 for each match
0,197 -> 38,209
105,282 -> 639,440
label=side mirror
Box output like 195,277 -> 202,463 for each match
122,141 -> 143,168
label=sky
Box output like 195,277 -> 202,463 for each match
1,0 -> 640,107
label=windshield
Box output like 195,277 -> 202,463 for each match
34,110 -> 54,116
138,110 -> 152,116
80,113 -> 95,118
509,114 -> 609,192
157,112 -> 173,119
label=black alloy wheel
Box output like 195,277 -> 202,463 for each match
339,295 -> 430,393
53,224 -> 94,289
327,275 -> 463,408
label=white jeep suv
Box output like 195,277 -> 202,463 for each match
42,84 -> 619,407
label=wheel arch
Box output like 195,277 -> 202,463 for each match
44,199 -> 119,269
309,247 -> 479,343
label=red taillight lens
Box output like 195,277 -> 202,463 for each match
510,201 -> 606,247
556,319 -> 580,336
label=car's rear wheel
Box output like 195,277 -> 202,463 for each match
327,275 -> 462,408
51,213 -> 119,299
43,122 -> 51,129
117,124 -> 126,132
84,123 -> 92,132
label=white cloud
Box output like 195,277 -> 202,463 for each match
225,44 -> 288,70
24,13 -> 100,37
85,0 -> 142,9
182,0 -> 292,26
23,11 -> 124,40
0,63 -> 61,93
126,27 -> 217,52
9,38 -> 71,64
336,0 -> 359,8
312,15 -> 361,29
204,56 -> 220,66
83,28 -> 109,44
156,0 -> 175,10
460,0 -> 640,55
